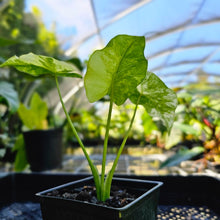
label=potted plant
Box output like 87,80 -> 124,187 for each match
1,34 -> 177,219
14,92 -> 63,172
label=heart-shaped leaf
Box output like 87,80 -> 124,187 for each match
0,53 -> 82,78
129,72 -> 178,131
84,35 -> 148,105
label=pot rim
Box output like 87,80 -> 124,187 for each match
36,176 -> 163,211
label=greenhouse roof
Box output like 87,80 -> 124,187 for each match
26,0 -> 220,88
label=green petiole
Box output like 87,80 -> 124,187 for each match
55,75 -> 101,199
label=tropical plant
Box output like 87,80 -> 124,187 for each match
0,34 -> 177,201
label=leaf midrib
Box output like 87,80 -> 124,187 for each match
110,39 -> 137,99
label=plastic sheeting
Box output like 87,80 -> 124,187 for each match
25,0 -> 220,88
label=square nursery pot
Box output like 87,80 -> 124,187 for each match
23,128 -> 63,172
36,176 -> 163,220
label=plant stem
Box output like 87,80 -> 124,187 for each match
112,103 -> 138,173
54,76 -> 101,199
104,98 -> 140,200
100,98 -> 113,201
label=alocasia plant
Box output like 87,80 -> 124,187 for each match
0,34 -> 177,201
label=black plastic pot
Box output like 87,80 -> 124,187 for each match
36,176 -> 163,220
23,128 -> 63,172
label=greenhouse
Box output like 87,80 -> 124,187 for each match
0,0 -> 220,219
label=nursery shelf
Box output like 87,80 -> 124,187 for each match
0,173 -> 219,220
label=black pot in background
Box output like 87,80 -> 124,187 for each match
36,176 -> 163,220
23,128 -> 63,172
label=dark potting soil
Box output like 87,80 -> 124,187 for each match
45,185 -> 138,208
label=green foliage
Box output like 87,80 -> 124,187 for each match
65,109 -> 103,144
18,92 -> 48,130
175,84 -> 220,142
141,111 -> 158,137
0,0 -> 63,105
108,104 -> 135,140
12,134 -> 28,171
129,72 -> 177,132
31,6 -> 60,55
0,37 -> 34,47
0,0 -> 67,166
0,53 -> 82,78
0,81 -> 19,113
0,81 -> 20,160
0,0 -> 60,59
160,146 -> 204,168
85,35 -> 147,105
174,122 -> 199,136
85,35 -> 177,200
165,82 -> 220,163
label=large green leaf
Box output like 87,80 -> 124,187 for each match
160,146 -> 204,169
18,93 -> 48,130
84,35 -> 148,105
0,53 -> 82,78
0,81 -> 19,113
129,72 -> 178,131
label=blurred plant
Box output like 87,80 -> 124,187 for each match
106,104 -> 144,142
141,110 -> 169,148
162,82 -> 220,167
65,107 -> 103,146
0,0 -> 68,168
0,0 -> 63,107
65,103 -> 147,147
9,92 -> 50,171
0,81 -> 20,161
12,91 -> 64,171
18,92 -> 49,131
160,146 -> 204,169
0,0 -> 61,60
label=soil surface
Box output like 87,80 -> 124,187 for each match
45,185 -> 138,208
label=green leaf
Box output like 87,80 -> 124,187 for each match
12,134 -> 28,172
160,146 -> 204,169
0,81 -> 19,113
129,72 -> 178,131
0,37 -> 34,46
84,34 -> 148,105
174,122 -> 199,136
0,53 -> 82,78
142,111 -> 158,135
18,93 -> 48,130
